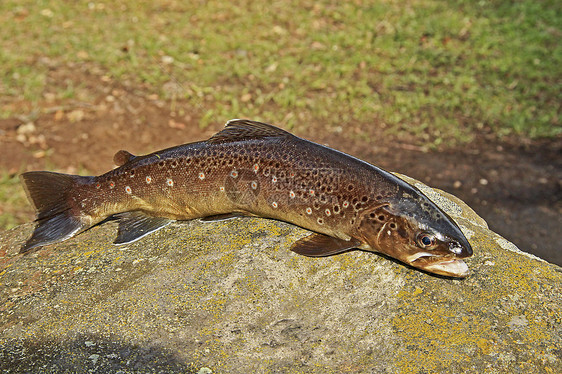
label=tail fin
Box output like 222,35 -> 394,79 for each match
20,171 -> 93,252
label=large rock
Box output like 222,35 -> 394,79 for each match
0,176 -> 560,373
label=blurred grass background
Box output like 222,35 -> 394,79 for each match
0,0 -> 560,230
2,0 -> 560,140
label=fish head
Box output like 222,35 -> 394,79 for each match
357,193 -> 473,278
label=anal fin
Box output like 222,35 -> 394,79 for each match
290,233 -> 360,257
113,211 -> 172,245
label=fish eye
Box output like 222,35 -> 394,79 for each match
417,233 -> 436,248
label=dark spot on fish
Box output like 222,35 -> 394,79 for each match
334,205 -> 340,213
378,215 -> 385,221
369,212 -> 376,219
361,196 -> 368,202
158,161 -> 165,168
347,185 -> 354,191
129,170 -> 135,177
389,222 -> 397,230
376,195 -> 383,200
313,201 -> 320,210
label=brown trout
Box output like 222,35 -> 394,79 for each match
21,120 -> 472,277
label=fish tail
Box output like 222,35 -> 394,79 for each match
20,171 -> 94,253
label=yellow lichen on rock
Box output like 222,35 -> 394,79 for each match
0,180 -> 560,373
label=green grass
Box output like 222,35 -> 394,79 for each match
0,0 -> 560,231
1,0 -> 560,142
0,172 -> 33,230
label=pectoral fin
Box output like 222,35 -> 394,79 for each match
113,211 -> 172,245
290,233 -> 360,257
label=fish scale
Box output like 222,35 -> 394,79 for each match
20,119 -> 473,277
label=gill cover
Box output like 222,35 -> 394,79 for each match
357,193 -> 473,277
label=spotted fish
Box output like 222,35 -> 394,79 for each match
20,119 -> 473,277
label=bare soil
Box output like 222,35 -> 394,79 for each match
1,66 -> 560,265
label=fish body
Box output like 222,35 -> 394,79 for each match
21,120 -> 472,277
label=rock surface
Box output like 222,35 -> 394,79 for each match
0,177 -> 560,373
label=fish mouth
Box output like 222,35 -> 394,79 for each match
407,253 -> 469,278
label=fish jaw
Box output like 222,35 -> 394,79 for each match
407,252 -> 469,278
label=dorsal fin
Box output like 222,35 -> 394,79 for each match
113,150 -> 137,166
207,119 -> 294,144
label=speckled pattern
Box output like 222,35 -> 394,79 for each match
80,120 -> 419,236
22,120 -> 472,277
0,178 -> 560,373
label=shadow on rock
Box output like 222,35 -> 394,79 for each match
0,335 -> 200,373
